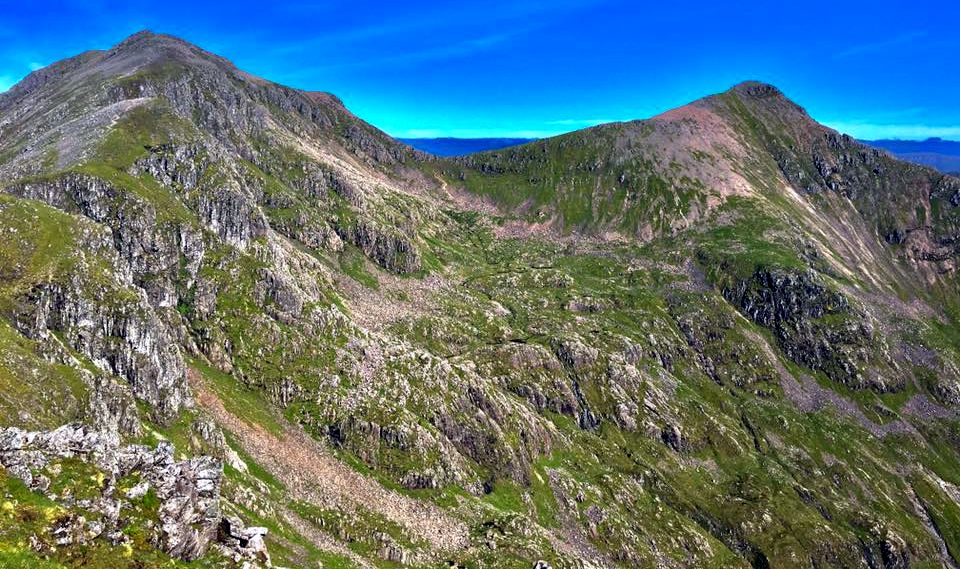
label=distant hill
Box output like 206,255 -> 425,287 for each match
398,137 -> 535,156
862,137 -> 960,173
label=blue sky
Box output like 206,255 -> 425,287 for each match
0,0 -> 957,139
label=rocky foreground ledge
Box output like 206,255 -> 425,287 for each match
0,423 -> 270,566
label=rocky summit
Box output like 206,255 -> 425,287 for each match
0,30 -> 959,569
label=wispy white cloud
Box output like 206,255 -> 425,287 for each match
28,61 -> 44,71
823,121 -> 960,140
834,31 -> 927,59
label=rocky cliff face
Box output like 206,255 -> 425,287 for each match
715,265 -> 891,390
711,82 -> 960,278
12,275 -> 188,423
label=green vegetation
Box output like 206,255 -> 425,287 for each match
94,103 -> 197,170
339,243 -> 380,289
435,125 -> 710,235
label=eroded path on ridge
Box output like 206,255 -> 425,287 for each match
189,370 -> 471,554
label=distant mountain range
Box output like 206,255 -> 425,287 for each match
398,137 -> 535,156
862,137 -> 960,174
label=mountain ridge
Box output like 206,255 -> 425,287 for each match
1,30 -> 960,569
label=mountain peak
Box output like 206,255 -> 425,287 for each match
116,29 -> 172,44
651,81 -> 795,127
103,29 -> 228,70
728,80 -> 786,99
110,30 -> 193,53
713,80 -> 810,122
0,25 -> 414,183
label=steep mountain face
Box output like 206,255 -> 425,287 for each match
2,31 -> 960,569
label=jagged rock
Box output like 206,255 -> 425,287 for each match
881,531 -> 910,569
327,171 -> 365,207
5,172 -> 204,308
293,216 -> 343,252
335,220 -> 421,274
218,515 -> 271,566
660,423 -> 685,452
151,449 -> 222,559
193,416 -> 228,451
86,374 -> 142,436
126,481 -> 151,499
192,417 -> 248,472
0,424 -> 233,562
52,513 -> 87,546
254,267 -> 304,322
553,337 -> 600,371
133,143 -> 207,190
375,531 -> 409,564
197,185 -> 269,250
12,277 -> 188,423
716,266 -> 894,391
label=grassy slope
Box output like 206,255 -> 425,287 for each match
431,123 -> 709,236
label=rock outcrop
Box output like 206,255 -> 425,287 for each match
218,515 -> 271,566
715,265 -> 893,390
12,278 -> 188,422
5,172 -> 205,307
0,423 -> 270,565
335,219 -> 422,274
